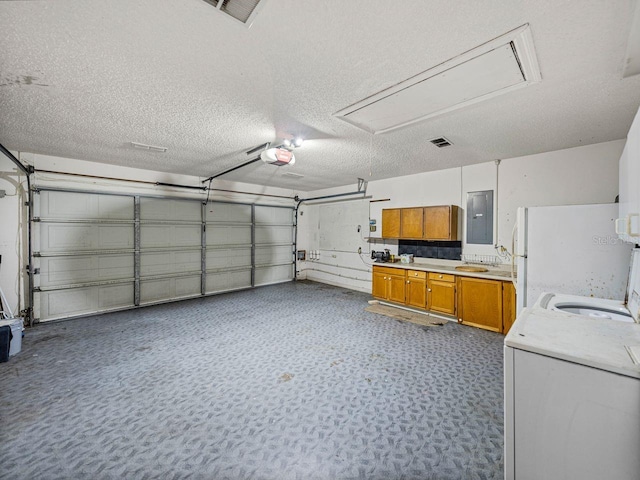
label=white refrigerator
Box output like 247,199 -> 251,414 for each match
515,203 -> 634,312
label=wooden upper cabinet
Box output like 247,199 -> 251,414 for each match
382,209 -> 401,238
400,207 -> 424,239
382,206 -> 458,240
424,205 -> 459,240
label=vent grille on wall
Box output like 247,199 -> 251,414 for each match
429,137 -> 452,148
201,0 -> 267,26
333,24 -> 541,134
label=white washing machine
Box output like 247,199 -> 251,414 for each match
504,308 -> 640,480
533,248 -> 640,324
504,248 -> 640,479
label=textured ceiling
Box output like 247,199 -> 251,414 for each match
1,0 -> 639,191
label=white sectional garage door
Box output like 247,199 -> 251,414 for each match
33,189 -> 294,322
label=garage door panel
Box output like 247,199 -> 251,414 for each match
140,198 -> 201,222
40,224 -> 133,252
255,245 -> 293,266
140,275 -> 201,303
38,191 -> 133,220
206,226 -> 251,246
206,248 -> 251,269
140,225 -> 200,248
206,203 -> 252,223
141,251 -> 201,276
254,206 -> 292,225
35,190 -> 295,322
255,265 -> 293,286
206,270 -> 251,293
38,254 -> 133,288
37,284 -> 134,321
255,225 -> 292,244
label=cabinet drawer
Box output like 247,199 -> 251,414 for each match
373,266 -> 403,276
428,272 -> 455,282
406,270 -> 427,279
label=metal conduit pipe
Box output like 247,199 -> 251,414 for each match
299,267 -> 370,283
0,143 -> 34,325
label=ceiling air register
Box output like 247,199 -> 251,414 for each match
333,24 -> 542,134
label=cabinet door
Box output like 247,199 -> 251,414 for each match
372,271 -> 388,299
382,209 -> 401,238
424,206 -> 458,240
457,277 -> 502,332
388,275 -> 406,303
428,279 -> 456,315
401,207 -> 424,238
502,281 -> 517,334
406,277 -> 427,308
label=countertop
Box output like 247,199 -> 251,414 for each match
372,260 -> 515,282
505,307 -> 640,379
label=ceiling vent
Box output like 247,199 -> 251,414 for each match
201,0 -> 268,27
334,24 -> 542,134
130,141 -> 167,153
282,172 -> 304,179
429,137 -> 452,148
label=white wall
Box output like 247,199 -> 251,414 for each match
496,140 -> 623,248
0,151 -> 301,317
299,140 -> 624,292
0,151 -> 28,317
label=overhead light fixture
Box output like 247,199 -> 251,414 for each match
130,141 -> 167,153
282,137 -> 304,149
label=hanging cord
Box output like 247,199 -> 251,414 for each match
369,135 -> 374,177
204,178 -> 213,205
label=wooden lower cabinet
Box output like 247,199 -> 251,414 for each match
373,266 -> 516,334
405,270 -> 427,308
427,272 -> 456,315
372,266 -> 405,303
502,281 -> 517,335
457,277 -> 502,332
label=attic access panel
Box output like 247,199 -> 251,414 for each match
334,24 -> 541,134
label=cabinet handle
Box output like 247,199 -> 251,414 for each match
428,288 -> 432,292
439,274 -> 443,278
406,280 -> 410,284
383,277 -> 387,280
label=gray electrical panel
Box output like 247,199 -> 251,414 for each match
466,190 -> 493,244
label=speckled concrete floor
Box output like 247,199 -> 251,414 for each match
0,281 -> 504,480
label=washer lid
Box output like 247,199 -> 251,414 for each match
627,248 -> 640,323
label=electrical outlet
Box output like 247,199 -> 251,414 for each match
370,225 -> 376,232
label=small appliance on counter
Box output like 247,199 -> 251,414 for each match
400,254 -> 414,264
371,249 -> 391,263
